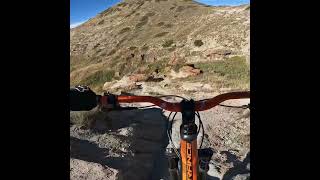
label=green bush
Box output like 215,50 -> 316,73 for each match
194,40 -> 204,47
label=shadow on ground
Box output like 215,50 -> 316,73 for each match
70,108 -> 169,180
222,151 -> 250,180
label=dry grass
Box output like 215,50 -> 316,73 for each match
193,56 -> 250,89
70,0 -> 249,91
70,107 -> 108,128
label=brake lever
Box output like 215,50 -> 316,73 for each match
99,92 -> 138,111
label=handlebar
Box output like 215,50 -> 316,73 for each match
100,92 -> 250,112
69,86 -> 249,112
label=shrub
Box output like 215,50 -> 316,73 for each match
154,32 -> 169,38
129,46 -> 137,50
157,22 -> 165,26
164,23 -> 173,28
97,20 -> 104,25
162,39 -> 174,47
194,40 -> 204,47
107,49 -> 117,56
119,27 -> 131,34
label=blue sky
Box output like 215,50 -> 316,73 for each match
70,0 -> 250,28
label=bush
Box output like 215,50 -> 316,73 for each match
129,46 -> 137,50
162,39 -> 174,47
141,45 -> 149,51
164,23 -> 173,28
97,20 -> 104,25
190,51 -> 200,56
157,22 -> 165,26
107,49 -> 117,56
147,60 -> 167,73
194,40 -> 204,47
119,27 -> 131,34
168,46 -> 176,52
176,6 -> 185,12
136,22 -> 146,28
118,2 -> 128,7
146,12 -> 156,17
136,19 -> 148,28
154,32 -> 169,38
140,15 -> 149,22
173,63 -> 184,72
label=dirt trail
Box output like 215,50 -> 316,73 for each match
70,83 -> 250,180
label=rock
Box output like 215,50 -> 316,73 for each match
170,64 -> 202,79
205,49 -> 232,60
70,158 -> 119,180
103,76 -> 142,93
181,82 -> 203,91
145,76 -> 164,82
136,67 -> 147,73
128,73 -> 148,82
219,87 -> 233,92
241,109 -> 250,118
203,84 -> 213,90
207,163 -> 223,179
180,65 -> 202,75
246,163 -> 250,171
181,82 -> 213,92
231,173 -> 250,180
168,52 -> 179,65
114,71 -> 120,77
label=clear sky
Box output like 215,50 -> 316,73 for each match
70,0 -> 250,28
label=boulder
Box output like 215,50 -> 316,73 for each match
170,64 -> 203,79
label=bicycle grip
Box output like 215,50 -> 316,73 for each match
70,86 -> 98,111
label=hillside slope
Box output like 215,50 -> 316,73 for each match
70,0 -> 250,92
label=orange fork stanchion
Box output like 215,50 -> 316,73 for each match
181,139 -> 199,180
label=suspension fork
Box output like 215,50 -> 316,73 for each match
180,99 -> 199,180
167,100 -> 213,180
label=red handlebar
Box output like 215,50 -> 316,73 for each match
100,91 -> 249,112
